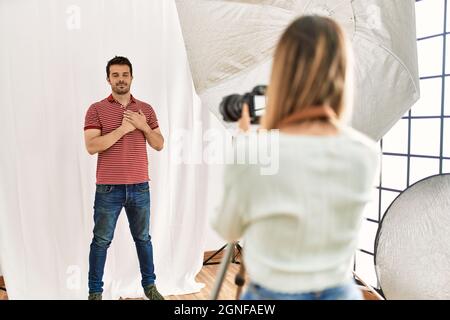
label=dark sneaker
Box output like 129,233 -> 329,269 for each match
144,284 -> 164,300
88,292 -> 102,300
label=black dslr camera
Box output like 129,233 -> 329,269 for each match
219,85 -> 267,124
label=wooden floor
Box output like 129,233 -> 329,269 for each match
0,253 -> 379,300
165,262 -> 247,300
0,252 -> 247,301
0,277 -> 7,300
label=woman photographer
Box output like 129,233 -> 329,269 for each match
211,16 -> 380,300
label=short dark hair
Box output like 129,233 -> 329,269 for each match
106,56 -> 133,78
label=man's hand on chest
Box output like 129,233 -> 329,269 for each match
123,109 -> 149,132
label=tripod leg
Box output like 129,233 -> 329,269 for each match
231,242 -> 242,264
235,261 -> 246,300
210,243 -> 234,300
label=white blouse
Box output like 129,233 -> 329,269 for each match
211,126 -> 380,293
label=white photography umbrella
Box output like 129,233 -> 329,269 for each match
175,0 -> 419,141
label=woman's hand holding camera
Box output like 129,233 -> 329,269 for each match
238,103 -> 251,133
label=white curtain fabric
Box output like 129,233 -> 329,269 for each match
0,0 -> 213,299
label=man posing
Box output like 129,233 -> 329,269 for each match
84,56 -> 164,300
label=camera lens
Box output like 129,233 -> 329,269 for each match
219,85 -> 267,123
219,94 -> 244,122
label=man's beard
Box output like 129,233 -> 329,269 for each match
112,83 -> 130,95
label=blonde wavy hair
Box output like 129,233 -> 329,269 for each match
261,15 -> 353,130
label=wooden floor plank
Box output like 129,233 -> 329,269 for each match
0,253 -> 379,300
0,276 -> 7,300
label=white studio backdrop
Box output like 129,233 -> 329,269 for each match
0,0 -> 228,299
0,0 -> 421,300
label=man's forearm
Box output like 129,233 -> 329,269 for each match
143,126 -> 164,151
87,127 -> 127,155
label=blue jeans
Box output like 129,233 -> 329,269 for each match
241,281 -> 363,300
88,182 -> 156,294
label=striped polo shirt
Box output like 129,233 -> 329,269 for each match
84,94 -> 159,185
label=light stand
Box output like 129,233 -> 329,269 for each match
209,242 -> 246,300
203,242 -> 242,265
